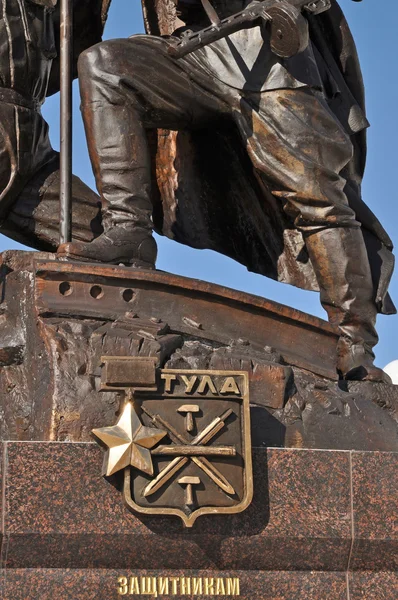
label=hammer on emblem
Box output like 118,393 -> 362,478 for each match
178,476 -> 201,507
177,404 -> 200,432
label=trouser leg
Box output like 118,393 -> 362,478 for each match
236,88 -> 386,379
67,99 -> 158,267
59,36 -> 227,266
4,157 -> 102,251
0,104 -> 101,251
304,227 -> 383,379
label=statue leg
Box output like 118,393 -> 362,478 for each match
3,156 -> 102,251
239,88 -> 387,381
0,100 -> 101,251
304,227 -> 387,381
58,99 -> 157,267
58,37 -> 226,266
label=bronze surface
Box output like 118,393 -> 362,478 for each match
55,0 -> 394,381
92,402 -> 167,477
93,364 -> 253,527
1,251 -> 398,451
100,356 -> 157,391
34,258 -> 339,379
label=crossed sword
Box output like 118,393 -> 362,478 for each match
141,407 -> 236,497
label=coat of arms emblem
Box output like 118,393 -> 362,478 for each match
93,358 -> 253,527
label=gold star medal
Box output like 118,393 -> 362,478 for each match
92,402 -> 167,477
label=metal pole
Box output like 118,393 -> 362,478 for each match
59,0 -> 73,244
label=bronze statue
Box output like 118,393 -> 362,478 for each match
0,0 -> 112,251
48,0 -> 395,382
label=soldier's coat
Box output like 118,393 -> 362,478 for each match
142,0 -> 395,314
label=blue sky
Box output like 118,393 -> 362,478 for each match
1,0 -> 397,368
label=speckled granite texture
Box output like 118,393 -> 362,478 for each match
2,569 -> 350,600
0,443 -> 396,599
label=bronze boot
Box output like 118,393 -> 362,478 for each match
305,227 -> 390,383
58,82 -> 157,267
58,224 -> 157,268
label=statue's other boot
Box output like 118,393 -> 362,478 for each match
305,227 -> 391,383
59,222 -> 157,268
58,100 -> 157,268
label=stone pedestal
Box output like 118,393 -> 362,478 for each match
0,443 -> 397,599
1,251 -> 397,599
1,251 -> 398,451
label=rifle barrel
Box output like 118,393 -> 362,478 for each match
59,0 -> 73,244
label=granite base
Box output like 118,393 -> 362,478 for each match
0,443 -> 396,599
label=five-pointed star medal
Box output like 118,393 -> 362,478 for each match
92,402 -> 167,477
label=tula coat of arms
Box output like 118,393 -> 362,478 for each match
92,358 -> 253,527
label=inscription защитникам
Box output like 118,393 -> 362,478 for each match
117,576 -> 240,596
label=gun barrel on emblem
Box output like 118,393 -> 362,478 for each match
143,409 -> 235,497
151,445 -> 236,456
141,407 -> 236,494
168,0 -> 331,60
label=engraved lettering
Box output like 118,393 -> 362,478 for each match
180,577 -> 191,595
96,365 -> 251,528
220,376 -> 240,395
158,577 -> 169,595
192,577 -> 203,594
197,376 -> 218,395
117,576 -> 128,596
161,373 -> 177,392
129,577 -> 140,595
226,577 -> 240,595
204,577 -> 215,595
181,375 -> 197,393
169,576 -> 179,595
141,576 -> 158,596
116,575 -> 240,596
215,578 -> 226,595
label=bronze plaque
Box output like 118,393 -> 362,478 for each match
93,367 -> 253,527
101,356 -> 158,390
